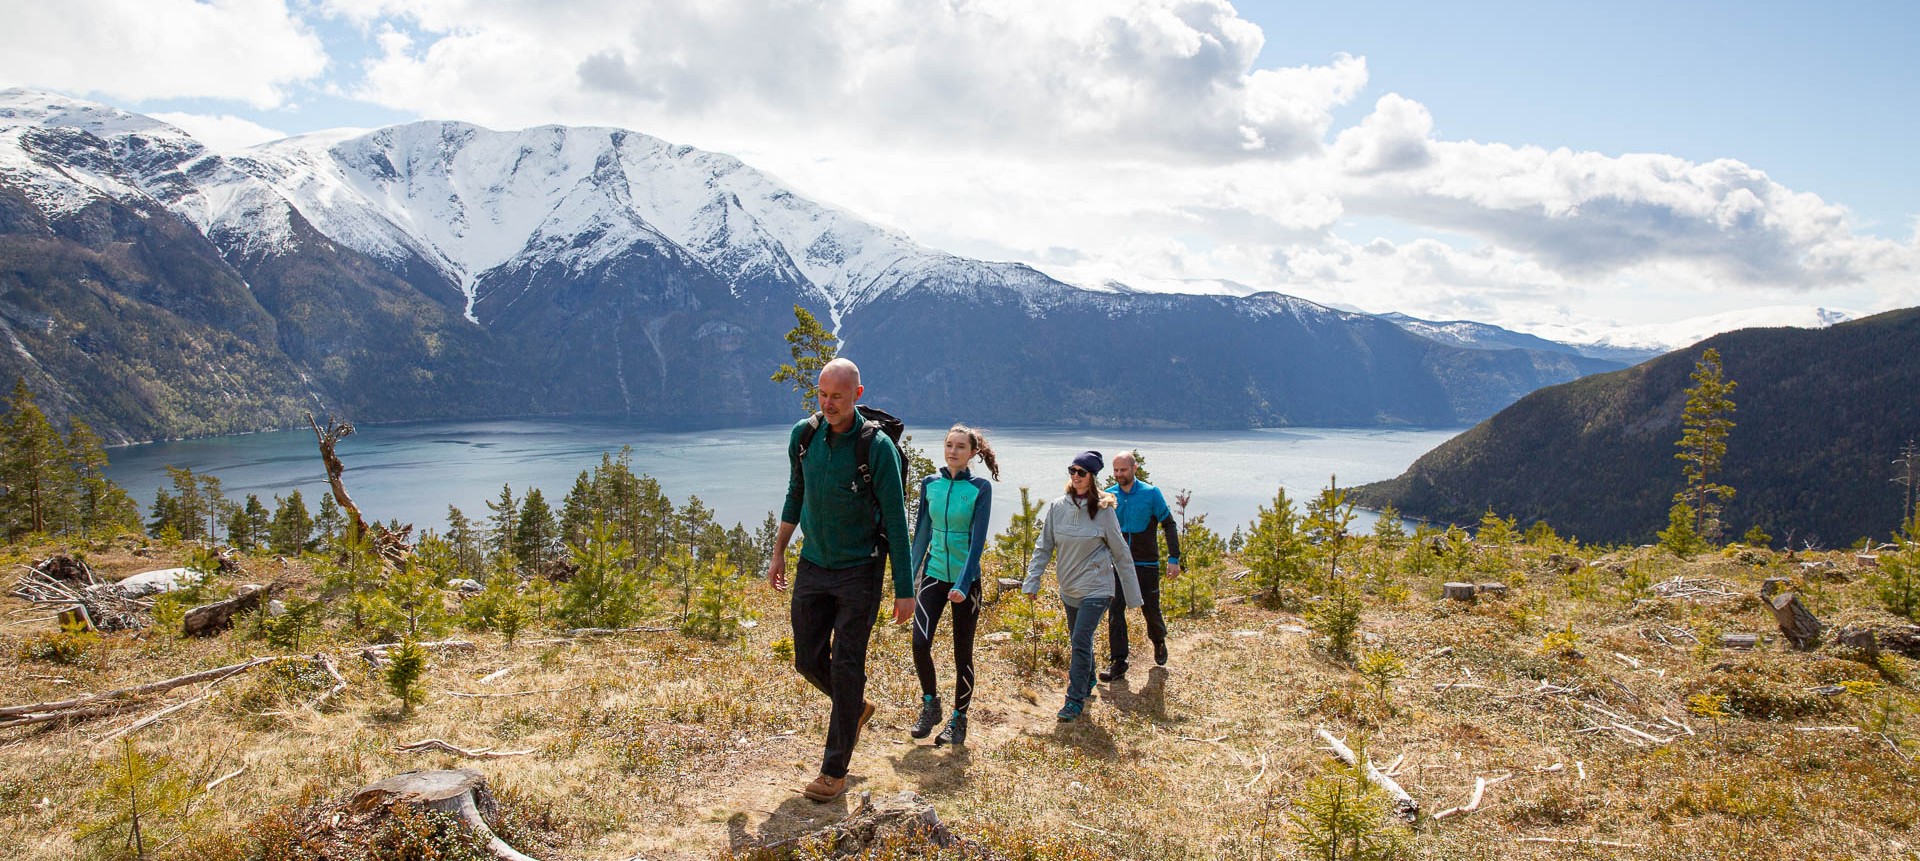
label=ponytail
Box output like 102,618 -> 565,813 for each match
949,424 -> 1001,481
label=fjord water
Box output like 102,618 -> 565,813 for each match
104,420 -> 1462,541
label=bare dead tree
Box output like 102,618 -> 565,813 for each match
306,412 -> 413,566
1895,439 -> 1919,530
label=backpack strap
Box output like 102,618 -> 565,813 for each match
795,412 -> 824,461
853,423 -> 878,501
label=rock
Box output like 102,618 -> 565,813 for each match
448,578 -> 484,594
115,568 -> 191,598
1836,625 -> 1879,657
1443,582 -> 1477,602
1475,582 -> 1509,598
761,790 -> 960,857
1720,633 -> 1759,650
267,600 -> 288,617
984,631 -> 1013,643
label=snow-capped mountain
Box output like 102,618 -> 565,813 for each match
1525,306 -> 1856,359
0,88 -> 1623,441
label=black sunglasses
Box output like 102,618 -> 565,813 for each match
1067,466 -> 1091,477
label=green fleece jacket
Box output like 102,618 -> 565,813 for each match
780,410 -> 914,598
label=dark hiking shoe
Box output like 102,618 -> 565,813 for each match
909,695 -> 942,739
1098,660 -> 1128,682
935,710 -> 968,747
1154,640 -> 1169,667
1056,699 -> 1085,722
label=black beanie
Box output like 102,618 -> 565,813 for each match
1072,450 -> 1104,475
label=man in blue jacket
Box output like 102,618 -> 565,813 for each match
1100,451 -> 1182,681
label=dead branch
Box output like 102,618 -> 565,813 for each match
1316,727 -> 1418,822
1514,837 -> 1644,849
311,653 -> 348,710
1432,777 -> 1487,820
1,656 -> 280,721
361,640 -> 476,666
395,739 -> 534,759
442,687 -> 582,700
306,412 -> 413,566
206,767 -> 247,791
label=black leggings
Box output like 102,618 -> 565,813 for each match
911,575 -> 978,712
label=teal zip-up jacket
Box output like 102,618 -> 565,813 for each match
907,467 -> 993,598
780,410 -> 914,599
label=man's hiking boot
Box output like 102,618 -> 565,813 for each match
1154,639 -> 1169,667
1098,660 -> 1128,682
909,695 -> 942,739
856,699 -> 876,744
1056,699 -> 1085,722
935,710 -> 968,747
802,773 -> 847,802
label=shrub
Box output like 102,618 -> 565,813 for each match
1310,580 -> 1364,661
19,619 -> 99,665
1287,763 -> 1405,861
384,639 -> 429,717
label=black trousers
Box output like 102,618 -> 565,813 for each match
791,558 -> 883,778
911,575 -> 978,711
1107,563 -> 1165,664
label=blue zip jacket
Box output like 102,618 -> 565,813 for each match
1106,479 -> 1181,569
908,467 -> 993,598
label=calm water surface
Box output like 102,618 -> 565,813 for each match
104,420 -> 1462,540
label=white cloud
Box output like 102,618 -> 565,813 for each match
0,0 -> 327,108
332,0 -> 1366,161
148,112 -> 290,152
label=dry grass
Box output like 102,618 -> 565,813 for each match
1,539 -> 1917,860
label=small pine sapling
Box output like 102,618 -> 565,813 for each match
385,638 -> 429,716
1355,649 -> 1406,712
1286,762 -> 1405,861
1310,579 -> 1364,661
76,739 -> 201,860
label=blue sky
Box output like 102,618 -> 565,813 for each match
2,0 -> 1915,338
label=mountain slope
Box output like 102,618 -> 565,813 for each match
2,89 -> 1622,441
1352,307 -> 1920,545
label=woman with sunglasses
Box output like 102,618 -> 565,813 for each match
906,424 -> 1001,747
1022,450 -> 1142,722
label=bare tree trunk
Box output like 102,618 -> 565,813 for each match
306,412 -> 412,565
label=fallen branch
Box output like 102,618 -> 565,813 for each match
1316,728 -> 1418,822
1576,761 -> 1586,780
442,686 -> 581,700
206,767 -> 247,791
1431,777 -> 1487,821
1514,837 -> 1644,849
1793,725 -> 1861,733
1067,821 -> 1115,837
1612,722 -> 1673,745
477,667 -> 512,685
311,654 -> 348,711
361,640 -> 476,666
395,739 -> 534,759
1,656 -> 280,722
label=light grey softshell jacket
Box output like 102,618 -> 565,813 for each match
1023,495 -> 1144,608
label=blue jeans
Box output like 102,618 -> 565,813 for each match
1063,595 -> 1112,705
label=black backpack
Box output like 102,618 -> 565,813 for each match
796,405 -> 909,565
795,404 -> 908,501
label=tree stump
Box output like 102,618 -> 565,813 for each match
1719,633 -> 1759,650
1443,582 -> 1477,602
1836,625 -> 1880,658
182,583 -> 280,637
351,769 -> 538,861
758,791 -> 964,858
1760,577 -> 1790,600
1768,592 -> 1823,650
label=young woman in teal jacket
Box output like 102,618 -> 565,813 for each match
907,424 -> 1000,747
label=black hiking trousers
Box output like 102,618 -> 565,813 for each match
1107,563 -> 1165,665
791,558 -> 883,779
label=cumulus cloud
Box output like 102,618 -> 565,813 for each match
148,112 -> 290,152
0,0 -> 327,108
328,0 -> 1366,161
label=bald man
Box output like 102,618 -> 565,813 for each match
1100,451 -> 1182,681
767,358 -> 914,802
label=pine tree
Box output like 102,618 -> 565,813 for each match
198,473 -> 225,545
77,739 -> 201,859
1245,487 -> 1308,602
485,483 -> 518,560
770,305 -> 839,414
1673,347 -> 1737,544
228,494 -> 271,551
385,638 -> 429,717
0,379 -> 77,538
445,505 -> 484,580
65,418 -> 139,537
988,487 -> 1044,584
269,490 -> 314,555
1371,503 -> 1408,548
559,470 -> 596,547
149,466 -> 207,541
1304,477 -> 1357,591
559,519 -> 645,628
683,553 -> 748,641
513,487 -> 558,569
314,491 -> 344,547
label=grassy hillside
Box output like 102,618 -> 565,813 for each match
3,520 -> 1917,860
1354,307 -> 1920,546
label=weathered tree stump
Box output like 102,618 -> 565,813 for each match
1719,633 -> 1759,650
1443,582 -> 1477,602
183,583 -> 280,637
758,791 -> 964,859
1768,592 -> 1823,650
352,769 -> 537,861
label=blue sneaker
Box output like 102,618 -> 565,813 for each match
1056,699 -> 1085,722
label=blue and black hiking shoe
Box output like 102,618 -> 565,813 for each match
909,695 -> 941,739
935,710 -> 968,747
1056,699 -> 1085,723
